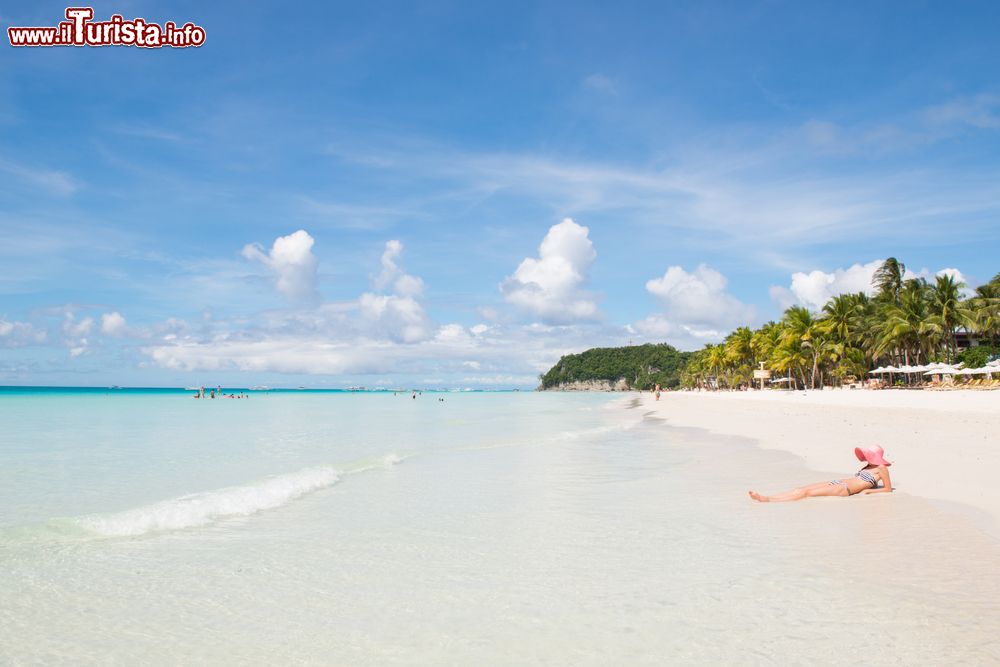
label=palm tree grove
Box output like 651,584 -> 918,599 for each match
681,258 -> 1000,390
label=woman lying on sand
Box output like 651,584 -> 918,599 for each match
748,445 -> 893,502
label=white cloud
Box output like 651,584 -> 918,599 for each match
101,311 -> 127,336
358,240 -> 431,342
0,319 -> 45,347
142,302 -> 634,387
771,260 -> 976,311
60,312 -> 95,356
645,264 -> 755,329
771,259 -> 883,311
501,218 -> 600,323
933,268 -> 976,297
62,314 -> 93,337
358,293 -> 430,343
630,314 -> 730,351
242,229 -> 319,301
143,323 -> 554,380
629,264 -> 755,351
374,239 -> 424,297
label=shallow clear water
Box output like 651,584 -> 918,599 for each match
1,392 -> 998,664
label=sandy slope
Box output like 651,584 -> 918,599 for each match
640,388 -> 1000,537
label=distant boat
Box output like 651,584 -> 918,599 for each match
184,387 -> 199,391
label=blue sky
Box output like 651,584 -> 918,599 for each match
2,1 -> 999,387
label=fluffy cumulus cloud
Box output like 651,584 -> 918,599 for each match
0,319 -> 46,347
101,311 -> 127,336
645,264 -> 756,328
375,240 -> 424,297
62,313 -> 93,337
769,259 -> 883,310
629,264 -> 756,350
501,218 -> 599,323
770,260 -> 975,311
141,232 -> 629,385
358,293 -> 429,343
359,240 -> 431,343
61,313 -> 94,357
242,229 -> 319,301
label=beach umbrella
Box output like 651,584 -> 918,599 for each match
925,364 -> 959,375
869,367 -> 888,375
769,377 -> 792,384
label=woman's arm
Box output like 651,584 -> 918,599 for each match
861,465 -> 893,494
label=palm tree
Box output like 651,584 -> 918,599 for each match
821,292 -> 866,345
873,257 -> 906,304
724,326 -> 754,387
874,279 -> 941,366
704,344 -> 729,390
970,274 -> 1000,353
681,351 -> 708,389
781,306 -> 826,388
930,274 -> 971,362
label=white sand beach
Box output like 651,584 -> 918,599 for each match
643,388 -> 1000,536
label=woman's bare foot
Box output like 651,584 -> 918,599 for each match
748,490 -> 768,502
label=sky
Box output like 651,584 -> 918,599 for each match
1,1 -> 999,388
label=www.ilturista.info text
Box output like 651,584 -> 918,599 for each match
8,8 -> 205,48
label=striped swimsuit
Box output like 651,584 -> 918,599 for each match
829,469 -> 879,490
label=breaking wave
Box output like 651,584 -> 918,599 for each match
72,453 -> 403,537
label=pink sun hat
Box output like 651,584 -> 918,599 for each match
855,444 -> 892,466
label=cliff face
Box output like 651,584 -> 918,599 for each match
537,378 -> 631,391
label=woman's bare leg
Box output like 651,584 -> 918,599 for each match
749,481 -> 845,503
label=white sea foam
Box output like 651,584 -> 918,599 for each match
73,452 -> 408,537
342,451 -> 406,474
76,466 -> 340,537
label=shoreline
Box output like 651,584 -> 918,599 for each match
629,388 -> 1000,539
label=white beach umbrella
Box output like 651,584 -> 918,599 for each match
883,365 -> 901,373
869,367 -> 888,374
769,377 -> 792,384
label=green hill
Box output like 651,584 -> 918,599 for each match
539,343 -> 693,390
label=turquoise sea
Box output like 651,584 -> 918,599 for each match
2,389 -> 998,664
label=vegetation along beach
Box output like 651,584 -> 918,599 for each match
3,2 -> 999,664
